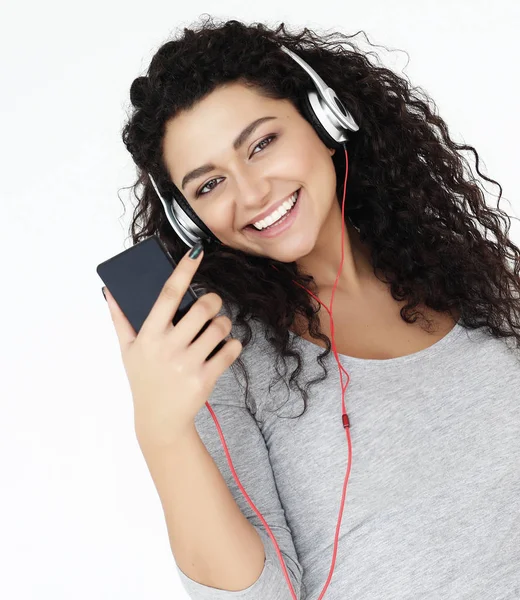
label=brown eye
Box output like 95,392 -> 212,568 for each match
196,177 -> 223,197
196,134 -> 277,197
250,134 -> 276,156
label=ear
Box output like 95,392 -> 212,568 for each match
329,147 -> 336,156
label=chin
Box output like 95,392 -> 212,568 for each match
270,240 -> 317,264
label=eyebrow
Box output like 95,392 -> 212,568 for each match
180,116 -> 278,191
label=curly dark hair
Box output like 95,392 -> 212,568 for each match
120,15 -> 520,419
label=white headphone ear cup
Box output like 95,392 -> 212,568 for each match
300,90 -> 350,148
173,201 -> 219,246
170,187 -> 221,247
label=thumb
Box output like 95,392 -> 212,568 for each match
102,286 -> 137,351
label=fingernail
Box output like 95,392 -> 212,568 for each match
188,242 -> 203,260
101,286 -> 107,301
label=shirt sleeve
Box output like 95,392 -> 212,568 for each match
173,384 -> 304,599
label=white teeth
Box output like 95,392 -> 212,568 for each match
253,191 -> 298,230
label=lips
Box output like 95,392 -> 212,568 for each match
244,189 -> 300,230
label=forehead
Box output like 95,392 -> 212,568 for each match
163,83 -> 293,177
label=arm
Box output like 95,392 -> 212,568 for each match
139,399 -> 304,599
140,423 -> 266,592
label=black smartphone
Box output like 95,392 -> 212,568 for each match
96,235 -> 226,361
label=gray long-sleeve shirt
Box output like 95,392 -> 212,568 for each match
175,316 -> 520,599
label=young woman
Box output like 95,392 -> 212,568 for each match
103,17 -> 520,600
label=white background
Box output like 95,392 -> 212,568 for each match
1,1 -> 519,598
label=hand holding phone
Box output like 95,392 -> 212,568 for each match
98,238 -> 243,447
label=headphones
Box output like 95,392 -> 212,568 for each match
147,44 -> 359,249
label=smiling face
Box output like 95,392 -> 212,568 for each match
162,81 -> 338,263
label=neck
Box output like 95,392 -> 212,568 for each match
296,207 -> 375,299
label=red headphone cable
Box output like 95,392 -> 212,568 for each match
204,145 -> 353,599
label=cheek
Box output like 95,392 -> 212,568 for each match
206,204 -> 235,236
291,132 -> 332,177
274,146 -> 316,180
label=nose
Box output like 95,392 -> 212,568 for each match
232,166 -> 271,209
